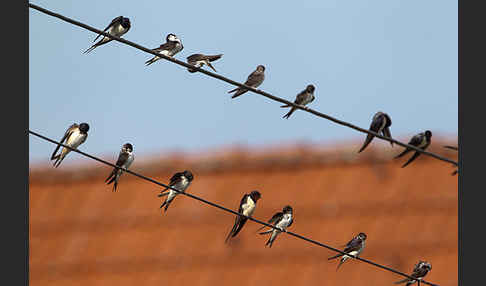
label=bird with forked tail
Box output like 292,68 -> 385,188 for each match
281,84 -> 315,119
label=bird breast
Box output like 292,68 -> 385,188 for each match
242,197 -> 256,217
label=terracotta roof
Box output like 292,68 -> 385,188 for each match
29,141 -> 458,286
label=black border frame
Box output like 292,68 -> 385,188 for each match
7,1 -> 28,285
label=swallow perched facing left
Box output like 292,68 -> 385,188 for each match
84,16 -> 131,54
158,170 -> 194,212
50,123 -> 90,168
186,54 -> 223,73
395,130 -> 432,168
105,143 -> 135,192
145,34 -> 184,66
328,232 -> 367,271
228,65 -> 265,99
225,190 -> 262,243
358,111 -> 393,153
394,260 -> 432,285
258,205 -> 293,248
281,84 -> 315,119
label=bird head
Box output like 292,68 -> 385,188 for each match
79,123 -> 90,133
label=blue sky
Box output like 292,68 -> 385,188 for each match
29,0 -> 457,164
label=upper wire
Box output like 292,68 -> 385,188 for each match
28,3 -> 458,168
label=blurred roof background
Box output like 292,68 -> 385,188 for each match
29,142 -> 458,286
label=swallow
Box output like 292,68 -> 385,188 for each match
394,130 -> 432,168
258,205 -> 293,248
394,260 -> 432,285
358,111 -> 393,153
50,123 -> 89,168
225,190 -> 262,243
228,65 -> 265,99
145,34 -> 184,66
83,16 -> 131,54
328,232 -> 367,271
158,170 -> 194,212
443,145 -> 458,175
186,54 -> 223,73
105,143 -> 135,192
280,84 -> 316,119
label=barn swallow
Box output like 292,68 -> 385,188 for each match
443,145 -> 458,175
105,143 -> 135,192
50,123 -> 89,168
258,205 -> 293,248
358,111 -> 393,153
145,34 -> 184,66
281,84 -> 315,119
394,260 -> 432,285
228,65 -> 265,99
186,54 -> 223,73
328,232 -> 367,271
225,190 -> 262,243
394,130 -> 432,168
83,16 -> 131,54
158,170 -> 194,212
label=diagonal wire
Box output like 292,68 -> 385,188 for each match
29,129 -> 439,286
28,3 -> 458,167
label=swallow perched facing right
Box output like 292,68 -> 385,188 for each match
228,65 -> 265,99
105,143 -> 135,192
395,130 -> 432,168
50,123 -> 90,168
394,260 -> 432,285
145,34 -> 184,66
281,84 -> 315,119
358,111 -> 393,153
225,190 -> 262,243
258,205 -> 293,248
84,16 -> 131,54
186,54 -> 223,73
158,170 -> 194,212
328,232 -> 367,271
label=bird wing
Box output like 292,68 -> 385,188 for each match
186,54 -> 204,63
93,16 -> 122,42
408,133 -> 424,146
268,211 -> 283,225
169,171 -> 185,186
244,70 -> 264,87
50,123 -> 78,160
343,236 -> 362,253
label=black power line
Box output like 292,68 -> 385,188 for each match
29,130 -> 440,286
28,3 -> 458,168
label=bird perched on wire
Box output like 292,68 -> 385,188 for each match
225,190 -> 262,243
394,130 -> 432,168
258,205 -> 293,248
358,111 -> 393,153
50,123 -> 89,168
443,145 -> 458,175
158,170 -> 194,212
83,16 -> 131,54
228,65 -> 265,99
328,232 -> 367,271
145,33 -> 184,66
394,260 -> 432,285
186,53 -> 223,73
105,143 -> 135,192
281,84 -> 315,119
